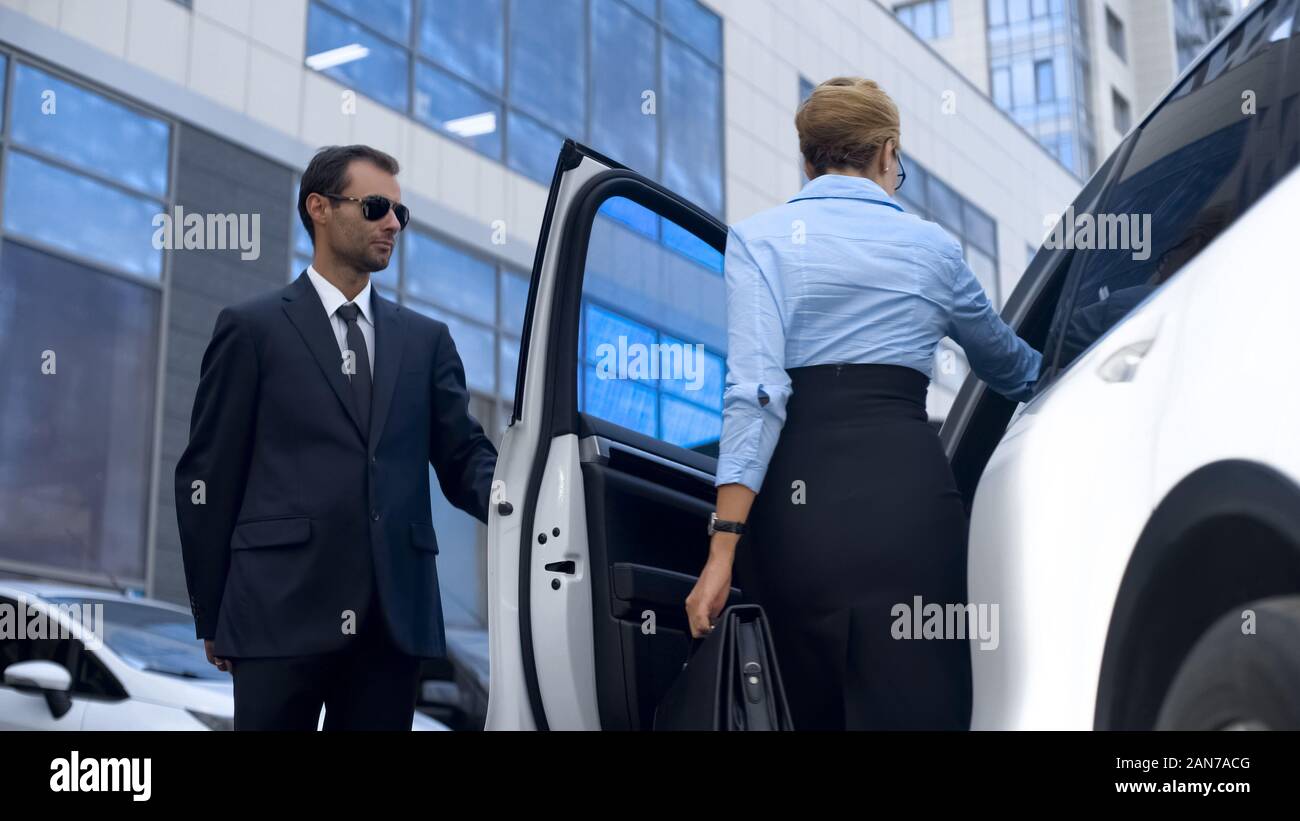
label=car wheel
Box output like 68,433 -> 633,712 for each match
1156,595 -> 1300,730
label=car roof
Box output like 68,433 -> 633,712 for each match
0,579 -> 191,615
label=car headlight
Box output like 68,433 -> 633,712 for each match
186,708 -> 234,731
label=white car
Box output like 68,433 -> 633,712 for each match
953,0 -> 1300,731
0,582 -> 447,731
483,0 -> 1300,730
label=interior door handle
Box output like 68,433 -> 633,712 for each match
1096,337 -> 1156,383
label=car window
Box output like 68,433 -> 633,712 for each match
1047,0 -> 1295,374
46,596 -> 225,683
578,197 -> 726,456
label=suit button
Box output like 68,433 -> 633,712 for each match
371,510 -> 380,521
370,456 -> 376,465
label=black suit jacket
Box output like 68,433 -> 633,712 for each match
174,270 -> 498,658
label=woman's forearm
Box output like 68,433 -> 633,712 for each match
710,482 -> 757,559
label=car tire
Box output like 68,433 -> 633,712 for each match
1156,595 -> 1300,730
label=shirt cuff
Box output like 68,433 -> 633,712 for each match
714,454 -> 766,495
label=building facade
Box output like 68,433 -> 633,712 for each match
0,0 -> 1079,627
890,0 -> 1244,176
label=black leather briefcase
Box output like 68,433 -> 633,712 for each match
653,603 -> 794,731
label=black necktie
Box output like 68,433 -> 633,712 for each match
336,302 -> 371,439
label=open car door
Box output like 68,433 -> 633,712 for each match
486,140 -> 738,730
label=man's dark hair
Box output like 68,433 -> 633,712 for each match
297,144 -> 400,244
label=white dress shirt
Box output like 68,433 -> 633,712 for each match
307,264 -> 375,376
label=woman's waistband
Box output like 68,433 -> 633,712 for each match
783,363 -> 930,426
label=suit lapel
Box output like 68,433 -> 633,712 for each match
367,289 -> 404,452
282,270 -> 366,442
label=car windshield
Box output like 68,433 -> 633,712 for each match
44,597 -> 226,681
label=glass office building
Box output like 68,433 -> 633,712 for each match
0,0 -> 1081,635
986,0 -> 1097,177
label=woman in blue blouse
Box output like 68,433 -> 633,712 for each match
685,77 -> 1042,730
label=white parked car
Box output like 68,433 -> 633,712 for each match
484,0 -> 1300,730
0,582 -> 447,731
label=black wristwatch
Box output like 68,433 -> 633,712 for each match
708,512 -> 747,536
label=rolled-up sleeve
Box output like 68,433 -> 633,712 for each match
945,250 -> 1042,403
715,227 -> 792,494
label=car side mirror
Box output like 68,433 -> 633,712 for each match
5,659 -> 75,719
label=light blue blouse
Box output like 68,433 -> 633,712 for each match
715,173 -> 1042,494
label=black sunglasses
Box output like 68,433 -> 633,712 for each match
894,145 -> 907,192
319,192 -> 410,230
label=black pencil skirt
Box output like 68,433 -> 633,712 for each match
731,363 -> 973,730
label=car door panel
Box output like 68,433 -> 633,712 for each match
487,141 -> 731,730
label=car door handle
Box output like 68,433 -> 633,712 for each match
1096,336 -> 1156,383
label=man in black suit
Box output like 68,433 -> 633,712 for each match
175,145 -> 498,730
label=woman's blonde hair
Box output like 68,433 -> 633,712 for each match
796,77 -> 901,177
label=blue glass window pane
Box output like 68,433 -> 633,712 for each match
992,66 -> 1012,108
591,0 -> 658,175
661,37 -> 723,215
584,303 -> 656,363
926,174 -> 963,234
0,242 -> 159,579
598,196 -> 658,240
905,161 -> 929,211
506,109 -> 565,184
0,55 -> 7,131
373,237 -> 400,290
294,214 -> 314,256
620,0 -> 656,18
10,64 -> 170,196
501,271 -> 529,335
306,4 -> 409,111
404,298 -> 496,394
1035,59 -> 1055,103
963,201 -> 998,257
318,0 -> 411,44
4,151 -> 162,278
936,0 -> 951,36
501,335 -> 520,398
662,0 -> 722,63
913,2 -> 935,38
1008,0 -> 1030,23
403,231 -> 495,323
660,394 -> 721,449
661,219 -> 723,273
988,0 -> 1006,27
418,0 -> 503,92
414,61 -> 502,157
583,363 -> 656,436
508,0 -> 585,137
659,337 -> 724,410
1011,58 -> 1035,109
898,5 -> 914,29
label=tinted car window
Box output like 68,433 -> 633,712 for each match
1049,0 -> 1295,373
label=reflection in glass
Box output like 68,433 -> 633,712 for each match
0,243 -> 159,580
11,64 -> 170,196
414,62 -> 502,157
307,3 -> 409,111
4,151 -> 163,278
418,0 -> 503,92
